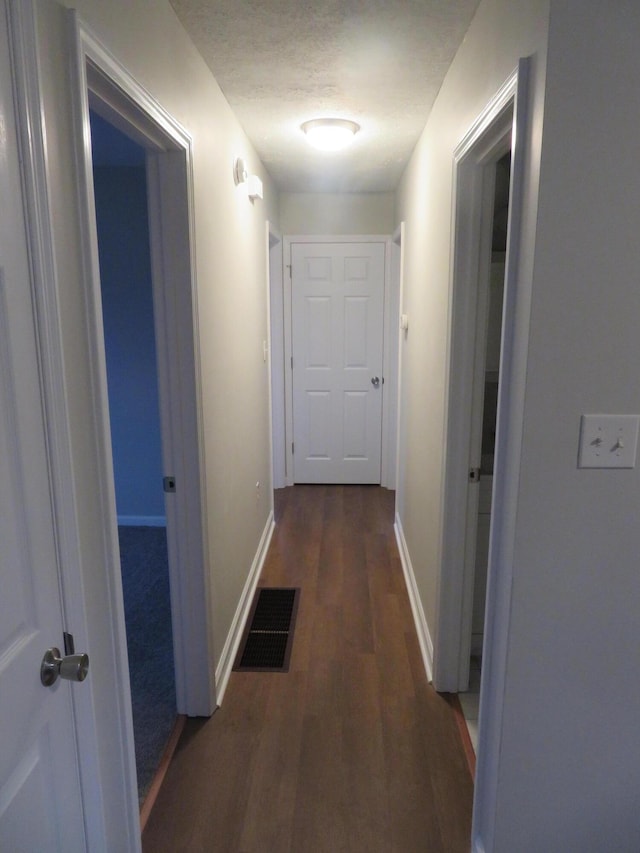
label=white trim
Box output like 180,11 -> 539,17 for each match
215,512 -> 275,704
394,514 -> 434,682
283,236 -> 294,485
268,223 -> 285,490
472,58 -> 534,852
117,515 -> 167,527
283,234 -> 393,486
393,223 -> 406,516
380,236 -> 397,488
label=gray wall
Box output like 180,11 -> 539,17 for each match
493,2 -> 640,848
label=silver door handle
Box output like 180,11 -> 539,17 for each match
371,376 -> 380,387
41,647 -> 89,687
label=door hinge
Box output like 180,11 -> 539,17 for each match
291,356 -> 293,369
291,442 -> 294,454
287,264 -> 292,278
469,467 -> 481,483
163,475 -> 177,493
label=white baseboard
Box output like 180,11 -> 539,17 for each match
215,510 -> 275,704
394,513 -> 434,682
117,515 -> 166,527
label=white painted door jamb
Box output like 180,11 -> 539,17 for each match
392,223 -> 406,515
268,223 -> 285,490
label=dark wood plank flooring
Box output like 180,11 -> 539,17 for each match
142,486 -> 473,852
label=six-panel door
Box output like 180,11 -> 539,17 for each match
0,3 -> 86,848
291,242 -> 385,484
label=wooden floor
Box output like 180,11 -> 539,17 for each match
143,486 -> 473,852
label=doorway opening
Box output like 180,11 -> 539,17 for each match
89,110 -> 177,806
460,150 -> 511,749
435,59 -> 533,731
69,31 -> 217,831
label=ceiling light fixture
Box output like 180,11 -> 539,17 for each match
301,118 -> 360,152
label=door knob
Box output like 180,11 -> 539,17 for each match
40,647 -> 89,687
371,376 -> 380,387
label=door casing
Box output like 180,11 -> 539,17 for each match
268,224 -> 285,489
75,17 -> 216,716
432,59 -> 535,850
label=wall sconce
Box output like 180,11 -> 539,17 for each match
234,157 -> 262,202
234,156 -> 248,186
301,118 -> 360,151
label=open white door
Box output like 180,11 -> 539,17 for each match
0,4 -> 86,848
2,0 -> 143,849
291,241 -> 385,484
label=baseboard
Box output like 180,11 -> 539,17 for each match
394,513 -> 434,682
117,515 -> 167,527
215,510 -> 275,704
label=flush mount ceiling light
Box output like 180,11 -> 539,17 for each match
301,118 -> 360,151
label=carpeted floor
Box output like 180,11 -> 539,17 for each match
118,525 -> 177,805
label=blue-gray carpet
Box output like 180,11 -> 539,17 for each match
118,526 -> 176,805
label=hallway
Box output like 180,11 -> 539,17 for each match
142,486 -> 473,852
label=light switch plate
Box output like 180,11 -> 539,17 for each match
578,414 -> 640,468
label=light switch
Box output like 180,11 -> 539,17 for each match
578,414 -> 640,468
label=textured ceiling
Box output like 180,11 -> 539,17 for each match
169,0 -> 481,192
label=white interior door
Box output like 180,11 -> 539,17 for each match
291,241 -> 385,484
0,4 -> 86,847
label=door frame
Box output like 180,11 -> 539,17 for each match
282,235 -> 394,487
268,224 -> 285,489
433,59 -> 534,848
392,223 -> 406,513
447,124 -> 512,694
435,68 -> 519,691
72,18 -> 215,717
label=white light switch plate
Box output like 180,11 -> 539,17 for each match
578,414 -> 640,468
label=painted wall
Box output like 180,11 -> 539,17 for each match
491,2 -> 640,849
280,191 -> 394,235
64,0 -> 279,670
93,163 -> 165,525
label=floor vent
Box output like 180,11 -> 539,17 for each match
233,587 -> 300,672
